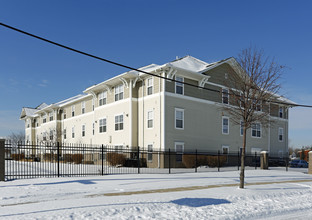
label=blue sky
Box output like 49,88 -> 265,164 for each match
0,0 -> 311,148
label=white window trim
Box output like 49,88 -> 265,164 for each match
175,76 -> 184,95
99,91 -> 107,106
240,120 -> 244,136
71,105 -> 75,117
72,126 -> 75,139
114,113 -> 124,131
147,110 -> 154,129
99,118 -> 107,133
278,127 -> 284,142
147,144 -> 153,162
222,88 -> 229,104
279,106 -> 283,118
82,124 -> 86,137
251,123 -> 262,138
115,84 -> 124,102
81,101 -> 86,114
174,142 -> 184,162
222,116 -> 229,135
147,77 -> 153,95
175,108 -> 184,130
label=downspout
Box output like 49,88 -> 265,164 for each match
158,73 -> 161,168
129,79 -> 133,148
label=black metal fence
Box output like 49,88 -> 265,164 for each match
3,140 -> 289,180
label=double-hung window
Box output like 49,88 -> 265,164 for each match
175,76 -> 184,95
72,127 -> 75,138
251,123 -> 261,138
115,85 -> 124,101
71,105 -> 75,117
175,142 -> 184,162
175,108 -> 184,129
222,117 -> 229,134
278,127 -> 284,141
253,100 -> 262,111
222,88 -> 229,104
99,118 -> 107,133
81,101 -> 85,114
147,78 -> 153,95
49,112 -> 53,121
50,130 -> 53,140
63,129 -> 66,140
42,114 -> 47,124
240,121 -> 244,136
115,114 -> 124,131
82,125 -> 85,137
99,91 -> 107,106
43,132 -> 47,141
63,110 -> 67,120
147,144 -> 153,162
147,110 -> 153,128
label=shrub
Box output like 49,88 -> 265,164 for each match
107,152 -> 126,166
72,154 -> 83,164
207,155 -> 227,167
182,155 -> 209,168
11,153 -> 25,161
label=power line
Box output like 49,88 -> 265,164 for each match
0,22 -> 311,108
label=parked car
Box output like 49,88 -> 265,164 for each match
290,160 -> 308,168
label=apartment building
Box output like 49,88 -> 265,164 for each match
20,56 -> 293,165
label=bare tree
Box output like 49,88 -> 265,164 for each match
224,47 -> 284,188
7,131 -> 25,145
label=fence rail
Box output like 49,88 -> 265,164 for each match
2,140 -> 289,181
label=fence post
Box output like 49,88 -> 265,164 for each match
255,152 -> 257,170
168,148 -> 171,174
0,139 -> 5,181
217,150 -> 220,172
195,149 -> 198,173
137,147 -> 140,174
101,145 -> 104,175
285,156 -> 288,172
57,142 -> 60,177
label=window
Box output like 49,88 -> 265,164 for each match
147,110 -> 153,128
63,110 -> 67,120
99,91 -> 107,106
175,142 -> 184,162
222,117 -> 229,134
92,99 -> 95,111
278,127 -> 284,141
279,107 -> 283,118
99,118 -> 107,133
92,123 -> 95,135
71,105 -> 75,117
43,132 -> 47,141
81,101 -> 85,114
50,130 -> 53,140
82,125 -> 85,137
175,108 -> 184,129
148,144 -> 153,162
222,88 -> 229,104
253,100 -> 262,111
147,78 -> 153,95
49,112 -> 53,121
115,114 -> 123,131
222,146 -> 229,154
26,119 -> 30,128
72,127 -> 75,138
251,123 -> 261,138
63,129 -> 66,140
42,114 -> 47,124
175,76 -> 184,95
115,84 -> 124,101
240,121 -> 244,136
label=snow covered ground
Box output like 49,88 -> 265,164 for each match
1,169 -> 312,219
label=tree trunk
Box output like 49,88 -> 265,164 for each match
240,126 -> 247,188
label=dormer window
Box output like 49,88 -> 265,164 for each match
99,91 -> 107,106
115,85 -> 124,101
175,76 -> 184,95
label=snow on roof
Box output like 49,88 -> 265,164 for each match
36,103 -> 49,110
167,56 -> 209,73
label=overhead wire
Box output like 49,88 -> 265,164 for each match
0,22 -> 311,108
